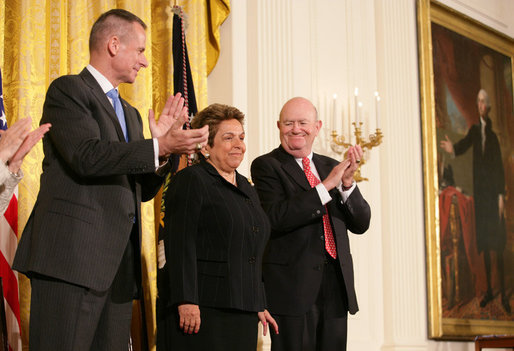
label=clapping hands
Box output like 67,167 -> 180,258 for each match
322,145 -> 363,191
149,93 -> 209,157
0,117 -> 51,173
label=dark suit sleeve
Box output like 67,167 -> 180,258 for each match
140,173 -> 165,202
42,76 -> 156,178
334,186 -> 371,234
164,169 -> 202,306
453,125 -> 476,156
251,156 -> 326,234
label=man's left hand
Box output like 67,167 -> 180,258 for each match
341,145 -> 363,186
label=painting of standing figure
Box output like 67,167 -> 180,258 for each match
418,0 -> 514,339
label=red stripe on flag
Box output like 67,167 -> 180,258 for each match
1,68 -> 22,350
0,252 -> 20,327
3,196 -> 17,237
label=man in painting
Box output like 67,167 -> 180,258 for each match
440,88 -> 509,314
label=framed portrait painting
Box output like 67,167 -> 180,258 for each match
418,0 -> 514,339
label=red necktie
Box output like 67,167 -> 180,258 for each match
302,157 -> 337,258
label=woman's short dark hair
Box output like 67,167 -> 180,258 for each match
191,104 -> 245,147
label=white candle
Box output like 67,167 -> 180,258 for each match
357,101 -> 363,125
347,97 -> 352,142
340,103 -> 344,137
375,91 -> 381,129
332,94 -> 337,131
354,87 -> 359,126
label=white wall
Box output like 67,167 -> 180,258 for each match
207,1 -> 514,350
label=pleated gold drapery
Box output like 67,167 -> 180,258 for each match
0,0 -> 230,350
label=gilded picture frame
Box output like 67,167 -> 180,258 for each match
418,0 -> 514,339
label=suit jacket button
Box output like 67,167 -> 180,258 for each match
248,256 -> 256,264
129,213 -> 135,222
320,235 -> 324,241
316,210 -> 321,215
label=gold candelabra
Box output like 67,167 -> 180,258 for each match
330,123 -> 383,182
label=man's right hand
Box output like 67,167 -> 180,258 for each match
322,159 -> 351,191
440,135 -> 454,154
157,125 -> 209,157
322,145 -> 363,191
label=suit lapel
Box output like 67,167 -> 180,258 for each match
236,172 -> 260,199
312,153 -> 330,180
201,161 -> 252,198
313,153 -> 341,200
79,69 -> 127,142
276,146 -> 311,191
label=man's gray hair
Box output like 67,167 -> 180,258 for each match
477,89 -> 491,111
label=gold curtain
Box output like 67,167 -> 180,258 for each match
0,0 -> 230,350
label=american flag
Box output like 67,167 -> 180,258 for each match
0,69 -> 22,351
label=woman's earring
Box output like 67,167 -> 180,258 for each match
204,152 -> 210,159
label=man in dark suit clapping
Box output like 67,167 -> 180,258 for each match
251,97 -> 371,351
13,9 -> 208,351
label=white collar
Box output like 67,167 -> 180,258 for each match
86,64 -> 115,94
295,152 -> 314,163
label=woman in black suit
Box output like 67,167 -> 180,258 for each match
157,104 -> 278,350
